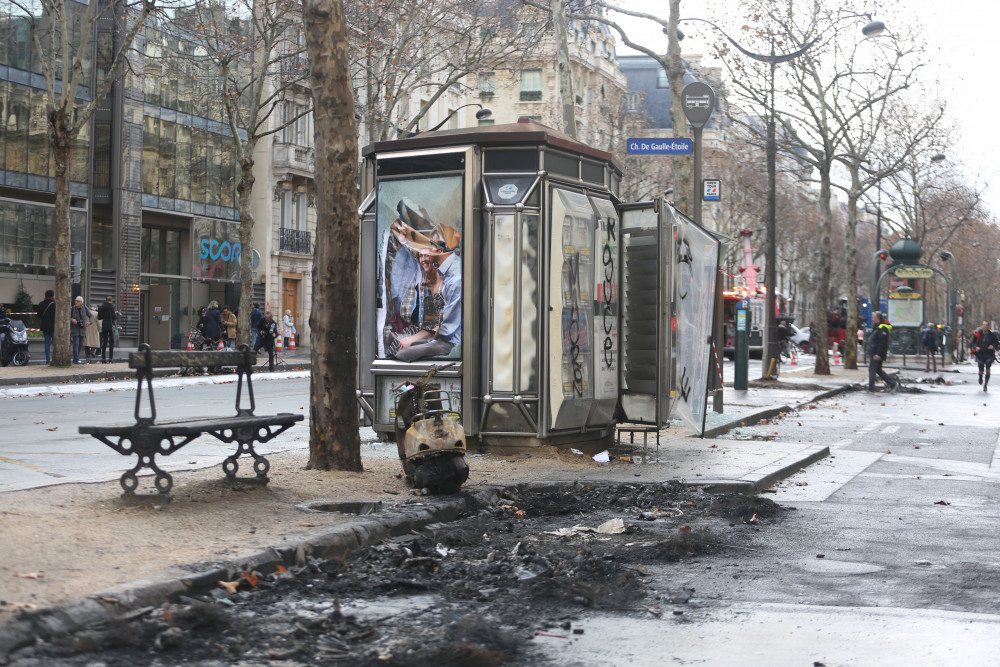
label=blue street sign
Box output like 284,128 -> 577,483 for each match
738,298 -> 750,309
627,138 -> 693,155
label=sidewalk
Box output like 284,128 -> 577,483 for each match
0,357 -> 873,656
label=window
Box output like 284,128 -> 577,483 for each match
479,71 -> 495,96
520,69 -> 542,101
282,101 -> 311,146
626,92 -> 639,111
280,191 -> 308,231
657,68 -> 668,89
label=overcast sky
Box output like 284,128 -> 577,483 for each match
611,0 -> 1000,218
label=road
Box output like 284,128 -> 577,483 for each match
0,372 -> 316,492
535,363 -> 1000,665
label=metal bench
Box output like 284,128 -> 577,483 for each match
79,344 -> 304,496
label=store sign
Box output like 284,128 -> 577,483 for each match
198,238 -> 242,263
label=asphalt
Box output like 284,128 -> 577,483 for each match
0,350 -> 902,659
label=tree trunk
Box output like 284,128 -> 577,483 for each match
551,0 -> 575,139
52,124 -> 73,367
666,0 -> 690,215
303,0 -> 362,471
843,187 -> 860,370
814,163 -> 832,375
236,155 -> 256,349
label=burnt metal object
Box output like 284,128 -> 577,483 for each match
79,344 -> 303,496
393,364 -> 469,494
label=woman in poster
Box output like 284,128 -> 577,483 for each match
387,249 -> 459,361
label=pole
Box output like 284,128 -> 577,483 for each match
763,58 -> 778,379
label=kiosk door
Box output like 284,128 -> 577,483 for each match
617,201 -> 671,427
670,206 -> 721,436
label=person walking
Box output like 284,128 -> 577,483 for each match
69,296 -> 88,365
969,320 -> 999,391
282,309 -> 295,350
922,322 -> 939,373
250,303 -> 263,350
201,301 -> 223,348
35,290 -> 55,363
256,311 -> 279,371
84,302 -> 100,363
221,305 -> 237,349
97,296 -> 119,363
866,311 -> 899,394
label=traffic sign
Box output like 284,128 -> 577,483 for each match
703,179 -> 721,201
681,82 -> 716,129
627,138 -> 692,155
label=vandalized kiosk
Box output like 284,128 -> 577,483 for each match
357,119 -> 720,449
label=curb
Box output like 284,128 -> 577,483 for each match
0,496 -> 468,659
702,404 -> 792,439
0,363 -> 312,388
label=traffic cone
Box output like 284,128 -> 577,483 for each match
217,338 -> 224,350
790,347 -> 797,365
276,335 -> 283,352
834,347 -> 841,365
289,332 -> 296,351
186,333 -> 194,351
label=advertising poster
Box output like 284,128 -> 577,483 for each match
193,218 -> 242,281
376,175 -> 463,362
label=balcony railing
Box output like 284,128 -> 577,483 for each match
279,228 -> 312,254
273,142 -> 315,174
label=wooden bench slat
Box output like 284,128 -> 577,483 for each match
128,349 -> 256,369
80,413 -> 303,437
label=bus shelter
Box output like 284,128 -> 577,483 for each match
356,119 -> 720,449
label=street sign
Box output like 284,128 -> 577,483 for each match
681,82 -> 716,129
703,179 -> 721,201
738,298 -> 750,309
891,265 -> 934,279
627,138 -> 692,155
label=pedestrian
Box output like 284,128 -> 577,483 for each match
922,321 -> 939,373
84,302 -> 100,363
257,310 -> 279,371
866,311 -> 899,394
221,305 -> 237,349
282,309 -> 295,349
35,289 -> 55,363
70,296 -> 88,365
969,320 -> 999,392
250,303 -> 263,350
201,300 -> 223,348
97,296 -> 118,363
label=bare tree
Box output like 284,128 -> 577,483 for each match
349,0 -> 545,143
167,0 -> 312,348
11,0 -> 160,365
302,0 -> 361,470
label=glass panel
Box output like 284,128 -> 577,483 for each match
207,134 -> 221,206
376,174 -> 464,362
5,84 -> 28,174
174,124 -> 191,201
545,151 -> 579,179
165,229 -> 181,275
491,213 -> 515,392
91,217 -> 113,269
158,120 -> 176,199
519,212 -> 539,393
484,176 -> 535,205
193,217 -> 242,282
484,149 -> 538,172
92,123 -> 111,188
142,115 -> 159,195
190,128 -> 206,203
27,89 -> 47,176
220,141 -> 234,208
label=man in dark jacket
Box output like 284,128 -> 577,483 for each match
970,320 -> 999,391
35,290 -> 56,363
70,296 -> 88,365
866,312 -> 898,393
250,303 -> 263,350
97,296 -> 118,363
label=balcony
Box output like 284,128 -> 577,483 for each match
279,228 -> 312,255
273,142 -> 315,175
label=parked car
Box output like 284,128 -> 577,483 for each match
790,325 -> 812,353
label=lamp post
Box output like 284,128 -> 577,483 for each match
940,250 -> 958,362
680,15 -> 885,379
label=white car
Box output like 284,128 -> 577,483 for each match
790,325 -> 812,352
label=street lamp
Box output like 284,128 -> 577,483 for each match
423,104 -> 493,134
680,15 -> 884,379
